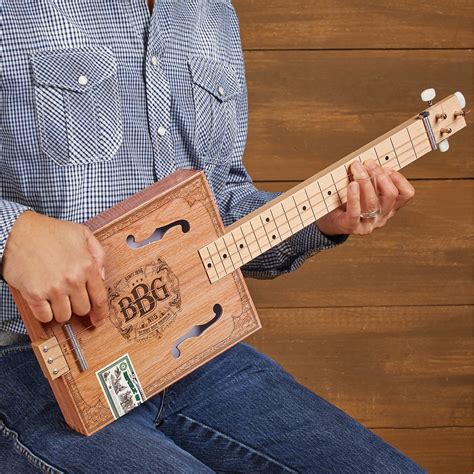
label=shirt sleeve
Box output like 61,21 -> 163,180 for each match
0,199 -> 32,275
213,67 -> 347,280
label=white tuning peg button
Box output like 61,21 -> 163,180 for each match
454,91 -> 466,108
421,88 -> 436,104
438,139 -> 450,152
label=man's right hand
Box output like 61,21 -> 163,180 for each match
2,211 -> 107,326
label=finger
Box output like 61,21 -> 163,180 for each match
50,295 -> 72,324
373,166 -> 399,216
390,171 -> 415,209
344,181 -> 361,231
86,270 -> 108,327
350,160 -> 378,213
84,228 -> 106,280
69,286 -> 92,317
27,298 -> 54,324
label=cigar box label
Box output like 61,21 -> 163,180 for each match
96,353 -> 146,419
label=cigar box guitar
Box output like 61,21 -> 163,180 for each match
9,89 -> 468,435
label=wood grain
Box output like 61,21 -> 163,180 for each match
11,170 -> 261,435
372,427 -> 473,474
234,0 -> 474,50
242,50 -> 473,180
246,180 -> 474,308
248,306 -> 473,428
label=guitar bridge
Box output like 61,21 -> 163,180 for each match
32,335 -> 70,381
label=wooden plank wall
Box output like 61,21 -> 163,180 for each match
233,1 -> 474,472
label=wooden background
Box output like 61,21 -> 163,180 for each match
233,1 -> 474,472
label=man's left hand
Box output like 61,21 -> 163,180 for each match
316,159 -> 415,236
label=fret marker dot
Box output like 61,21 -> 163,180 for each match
327,191 -> 332,196
385,156 -> 389,160
239,243 -> 244,249
207,263 -> 212,268
223,254 -> 227,259
272,235 -> 276,240
302,206 -> 307,211
265,217 -> 270,222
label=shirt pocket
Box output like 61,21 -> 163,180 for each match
188,55 -> 241,166
30,46 -> 123,166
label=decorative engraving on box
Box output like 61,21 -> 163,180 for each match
63,372 -> 113,432
107,258 -> 181,342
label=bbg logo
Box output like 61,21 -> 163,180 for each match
108,259 -> 181,341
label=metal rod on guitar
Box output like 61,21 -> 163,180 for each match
64,323 -> 88,371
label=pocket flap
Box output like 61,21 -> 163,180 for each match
188,56 -> 241,102
31,47 -> 117,92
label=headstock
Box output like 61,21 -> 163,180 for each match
420,89 -> 467,153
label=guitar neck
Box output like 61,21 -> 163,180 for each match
199,94 -> 467,283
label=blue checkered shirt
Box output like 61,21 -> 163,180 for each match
1,0 -> 345,334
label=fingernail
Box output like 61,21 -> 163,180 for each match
349,182 -> 358,194
365,159 -> 377,170
100,267 -> 106,280
352,161 -> 367,179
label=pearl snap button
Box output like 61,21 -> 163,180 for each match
218,86 -> 225,97
157,126 -> 167,137
78,75 -> 88,86
151,55 -> 158,66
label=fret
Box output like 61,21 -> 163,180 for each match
253,215 -> 272,252
389,137 -> 402,170
307,186 -> 327,215
391,128 -> 414,168
407,121 -> 431,164
375,139 -> 399,171
303,188 -> 318,222
272,202 -> 292,240
199,246 -> 219,282
233,227 -> 251,262
269,208 -> 283,241
318,174 -> 340,209
291,194 -> 305,233
282,198 -> 303,233
215,237 -> 234,273
210,242 -> 226,276
294,189 -> 315,226
223,232 -> 241,267
240,221 -> 260,259
316,180 -> 329,213
261,211 -> 281,247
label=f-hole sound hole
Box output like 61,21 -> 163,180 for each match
127,219 -> 190,249
171,304 -> 223,359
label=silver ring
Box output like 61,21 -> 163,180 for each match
360,208 -> 381,219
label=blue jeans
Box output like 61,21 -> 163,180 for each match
0,341 -> 423,473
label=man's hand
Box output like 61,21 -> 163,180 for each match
2,211 -> 107,326
317,159 -> 415,236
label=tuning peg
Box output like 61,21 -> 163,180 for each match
421,88 -> 436,105
454,91 -> 466,108
438,139 -> 449,152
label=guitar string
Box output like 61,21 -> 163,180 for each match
204,130 -> 432,268
32,127 -> 438,364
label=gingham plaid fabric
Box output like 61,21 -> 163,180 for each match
0,0 -> 346,334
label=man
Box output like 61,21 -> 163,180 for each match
0,0 -> 422,472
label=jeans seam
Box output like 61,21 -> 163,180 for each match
0,342 -> 32,358
177,413 -> 298,473
0,418 -> 63,474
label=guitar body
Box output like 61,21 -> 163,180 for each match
10,169 -> 260,435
